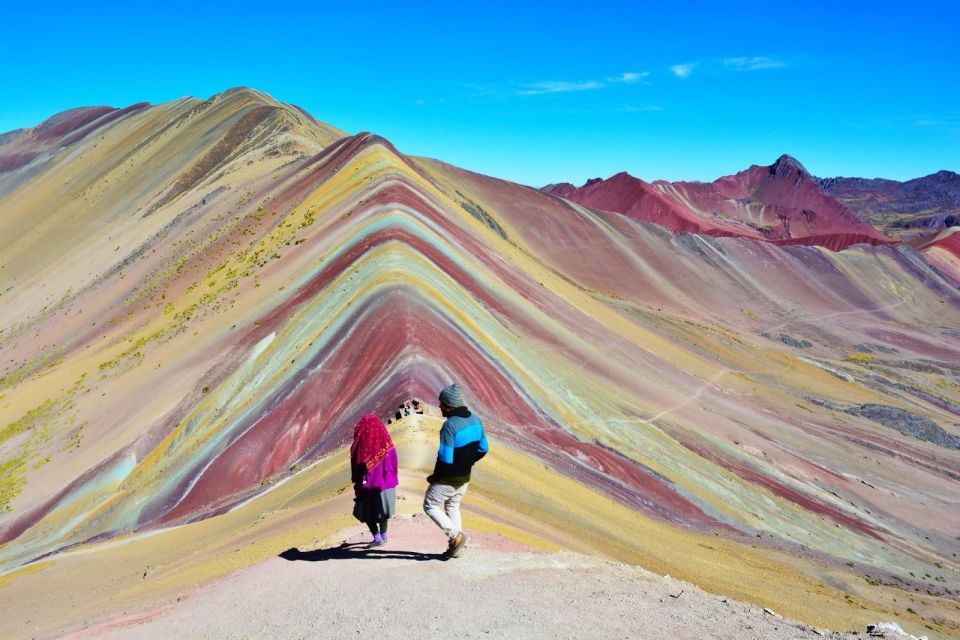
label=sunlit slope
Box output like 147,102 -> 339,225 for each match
0,90 -> 958,636
0,87 -> 342,297
916,228 -> 960,286
0,416 -> 926,638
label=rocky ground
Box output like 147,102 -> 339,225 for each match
59,514 -> 902,640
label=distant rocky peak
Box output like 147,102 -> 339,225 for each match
596,171 -> 649,188
929,169 -> 960,183
903,169 -> 960,201
540,182 -> 577,197
769,154 -> 812,180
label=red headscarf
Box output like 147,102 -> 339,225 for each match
350,414 -> 395,471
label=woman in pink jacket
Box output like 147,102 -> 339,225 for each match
350,414 -> 399,547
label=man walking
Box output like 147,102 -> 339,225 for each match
424,383 -> 489,558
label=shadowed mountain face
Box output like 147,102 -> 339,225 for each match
1,89 -> 960,631
543,155 -> 893,251
820,171 -> 960,238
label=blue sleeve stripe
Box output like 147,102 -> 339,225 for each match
438,443 -> 454,463
478,433 -> 489,453
453,423 -> 486,447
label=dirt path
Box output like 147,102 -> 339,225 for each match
62,514 -> 871,640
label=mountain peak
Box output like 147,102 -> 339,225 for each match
541,182 -> 577,198
932,169 -> 960,181
770,154 -> 811,179
3,90 -> 959,638
216,86 -> 275,104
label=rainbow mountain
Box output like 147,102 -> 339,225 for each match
1,88 -> 959,637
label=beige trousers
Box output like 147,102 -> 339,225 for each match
423,482 -> 469,539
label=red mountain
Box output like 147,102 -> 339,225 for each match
544,155 -> 892,251
540,181 -> 578,198
547,171 -> 754,238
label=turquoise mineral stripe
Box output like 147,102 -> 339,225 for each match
289,207 -> 473,295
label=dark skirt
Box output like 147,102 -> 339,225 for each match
352,486 -> 396,523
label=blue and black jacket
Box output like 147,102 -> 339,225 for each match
431,407 -> 489,486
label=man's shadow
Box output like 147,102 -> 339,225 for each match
279,542 -> 445,562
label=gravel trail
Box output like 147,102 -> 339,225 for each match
67,515 -> 864,639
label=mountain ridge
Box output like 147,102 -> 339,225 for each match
820,170 -> 960,237
543,154 -> 893,251
544,162 -> 959,246
1,88 -> 959,638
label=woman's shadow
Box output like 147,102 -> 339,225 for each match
279,542 -> 445,562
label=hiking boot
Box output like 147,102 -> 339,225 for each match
441,536 -> 455,559
369,534 -> 385,548
444,532 -> 467,558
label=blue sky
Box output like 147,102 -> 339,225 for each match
1,0 -> 957,186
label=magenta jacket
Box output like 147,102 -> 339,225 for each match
358,447 -> 399,491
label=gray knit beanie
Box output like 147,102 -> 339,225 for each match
438,383 -> 465,408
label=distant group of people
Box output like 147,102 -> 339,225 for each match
349,383 -> 489,559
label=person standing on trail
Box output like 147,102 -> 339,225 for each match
350,414 -> 398,547
423,383 -> 489,558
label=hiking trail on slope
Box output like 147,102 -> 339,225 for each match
65,514 -> 867,640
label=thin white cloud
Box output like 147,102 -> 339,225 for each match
669,63 -> 697,79
463,83 -> 505,98
516,80 -> 605,96
413,98 -> 447,106
914,118 -> 960,126
608,71 -> 650,84
722,56 -> 786,71
914,117 -> 960,132
471,72 -> 652,99
621,104 -> 663,112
